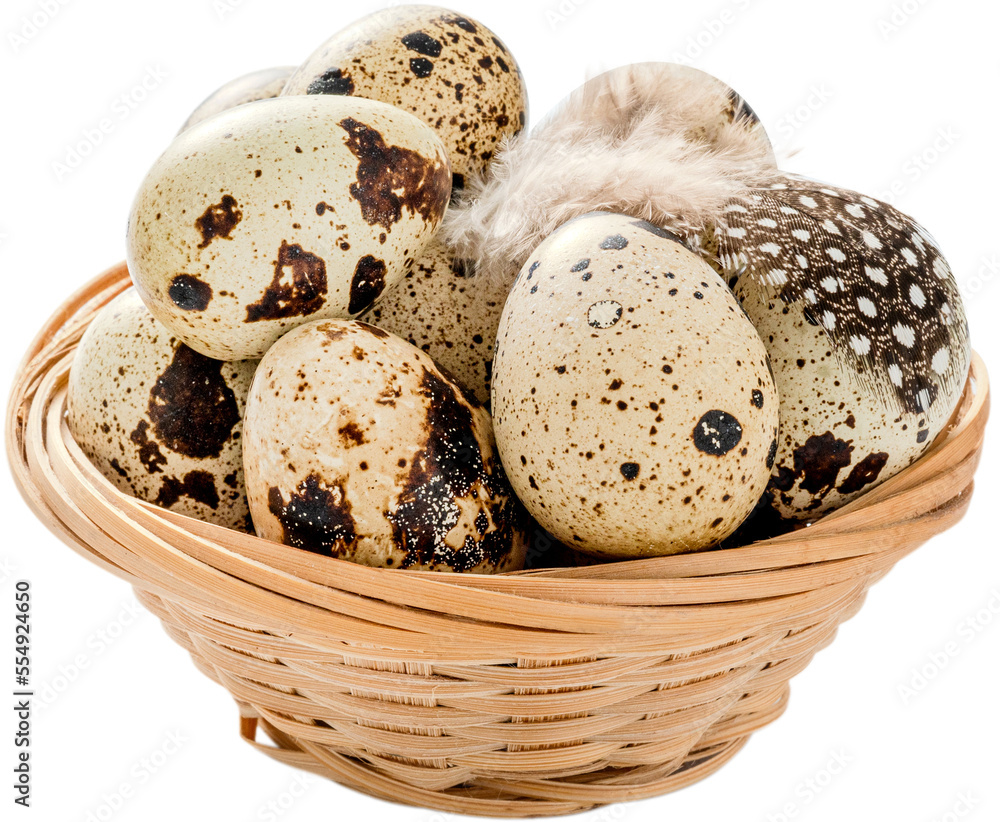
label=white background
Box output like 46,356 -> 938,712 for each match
1,0 -> 998,820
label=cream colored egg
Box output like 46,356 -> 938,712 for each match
67,289 -> 256,530
362,236 -> 507,405
128,94 -> 451,361
492,212 -> 779,558
282,5 -> 528,191
180,66 -> 296,132
243,319 -> 527,573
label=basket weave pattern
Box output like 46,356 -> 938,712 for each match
6,263 -> 990,816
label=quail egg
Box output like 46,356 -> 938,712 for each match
180,66 -> 295,132
67,289 -> 256,530
242,319 -> 527,572
128,94 -> 451,360
492,212 -> 779,557
362,236 -> 508,405
282,5 -> 528,191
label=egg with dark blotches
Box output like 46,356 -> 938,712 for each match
699,174 -> 971,519
128,94 -> 451,361
282,5 -> 528,192
242,319 -> 527,573
491,212 -> 779,558
67,289 -> 257,530
361,236 -> 507,405
180,66 -> 295,132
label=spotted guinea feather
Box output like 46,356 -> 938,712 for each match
699,174 -> 970,416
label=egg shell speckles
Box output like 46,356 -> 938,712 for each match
733,278 -> 966,519
67,289 -> 257,530
242,319 -> 528,573
361,236 -> 506,405
179,66 -> 296,133
282,5 -> 528,191
491,212 -> 779,557
128,94 -> 452,361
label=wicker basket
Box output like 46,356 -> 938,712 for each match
6,262 -> 990,817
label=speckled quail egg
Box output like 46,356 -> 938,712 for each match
179,66 -> 296,132
282,5 -> 528,191
242,319 -> 527,572
361,235 -> 507,405
699,174 -> 971,519
492,212 -> 779,558
540,62 -> 774,165
128,94 -> 451,361
67,289 -> 257,530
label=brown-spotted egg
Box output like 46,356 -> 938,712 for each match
699,174 -> 971,519
362,235 -> 508,406
282,5 -> 528,191
128,94 -> 451,361
180,67 -> 295,132
491,212 -> 779,558
242,319 -> 527,572
67,289 -> 256,530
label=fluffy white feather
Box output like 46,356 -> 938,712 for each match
442,62 -> 779,285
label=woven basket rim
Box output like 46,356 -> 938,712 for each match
7,261 -> 989,597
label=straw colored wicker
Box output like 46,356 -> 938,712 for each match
6,262 -> 990,817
